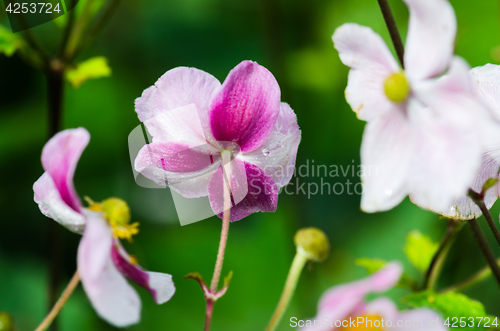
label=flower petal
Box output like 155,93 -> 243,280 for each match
33,173 -> 86,233
135,67 -> 221,146
333,23 -> 399,121
362,297 -> 399,321
238,103 -> 301,187
208,161 -> 278,222
360,106 -> 413,212
135,142 -> 221,198
78,211 -> 141,327
111,243 -> 175,305
404,0 -> 456,81
470,64 -> 500,120
41,128 -> 89,212
302,262 -> 402,331
209,60 -> 281,152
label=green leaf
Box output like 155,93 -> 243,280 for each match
0,312 -> 14,331
355,258 -> 418,290
482,178 -> 499,194
65,56 -> 112,88
404,290 -> 498,330
404,230 -> 439,272
0,25 -> 24,57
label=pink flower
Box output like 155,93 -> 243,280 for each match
332,0 -> 500,213
33,128 -> 175,327
134,60 -> 301,221
439,64 -> 500,219
301,262 -> 446,331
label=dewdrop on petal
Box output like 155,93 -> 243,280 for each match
294,227 -> 330,262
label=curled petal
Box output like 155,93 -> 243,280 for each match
333,24 -> 399,121
209,61 -> 281,152
135,67 -> 221,145
33,173 -> 86,233
41,128 -> 89,212
78,211 -> 141,327
404,0 -> 456,81
135,142 -> 221,198
360,106 -> 412,212
239,103 -> 301,187
111,243 -> 175,305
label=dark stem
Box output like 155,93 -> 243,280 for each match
468,218 -> 500,288
424,219 -> 462,289
377,0 -> 405,68
46,64 -> 65,331
204,299 -> 214,331
469,189 -> 500,247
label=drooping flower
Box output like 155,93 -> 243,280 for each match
301,262 -> 446,331
134,60 -> 301,221
439,64 -> 500,219
33,128 -> 175,327
332,0 -> 500,213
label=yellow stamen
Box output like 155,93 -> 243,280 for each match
341,315 -> 385,330
129,255 -> 139,265
384,71 -> 409,103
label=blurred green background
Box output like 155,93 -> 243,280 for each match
1,0 -> 500,329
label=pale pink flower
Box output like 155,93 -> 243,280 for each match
332,0 -> 499,213
134,60 -> 301,221
301,262 -> 446,331
33,128 -> 175,327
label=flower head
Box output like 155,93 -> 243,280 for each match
33,128 -> 175,327
332,0 -> 500,213
134,60 -> 301,222
301,262 -> 446,331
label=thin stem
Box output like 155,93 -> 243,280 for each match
35,271 -> 80,331
441,258 -> 500,293
377,0 -> 405,68
469,189 -> 500,247
468,218 -> 500,288
58,0 -> 77,58
204,300 -> 214,331
265,250 -> 308,331
424,219 -> 463,289
63,0 -> 94,60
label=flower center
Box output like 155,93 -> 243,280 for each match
340,315 -> 385,330
86,197 -> 139,242
384,71 -> 409,103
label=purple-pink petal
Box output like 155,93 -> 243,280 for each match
209,161 -> 278,222
41,128 -> 90,213
209,61 -> 281,153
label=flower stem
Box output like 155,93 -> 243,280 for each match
265,249 -> 308,331
469,189 -> 500,247
441,257 -> 500,293
424,219 -> 463,290
35,271 -> 80,331
205,150 -> 232,331
377,0 -> 405,68
468,218 -> 500,288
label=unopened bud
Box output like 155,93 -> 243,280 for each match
294,227 -> 330,262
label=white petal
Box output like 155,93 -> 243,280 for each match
360,105 -> 413,212
78,211 -> 141,327
404,0 -> 456,81
33,173 -> 85,234
470,64 -> 500,120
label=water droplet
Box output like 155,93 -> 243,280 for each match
262,148 -> 270,156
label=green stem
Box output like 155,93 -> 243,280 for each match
468,218 -> 500,289
377,0 -> 405,68
424,219 -> 463,289
63,0 -> 94,60
441,258 -> 500,293
265,249 -> 308,331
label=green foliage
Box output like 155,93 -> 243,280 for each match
482,178 -> 499,194
0,312 -> 14,331
404,290 -> 498,330
404,230 -> 439,272
0,26 -> 24,57
65,56 -> 111,88
355,258 -> 418,290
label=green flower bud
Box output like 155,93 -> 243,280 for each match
0,312 -> 14,331
294,227 -> 330,262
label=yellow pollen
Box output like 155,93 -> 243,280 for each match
85,197 -> 139,242
384,71 -> 409,103
129,255 -> 139,265
340,315 -> 385,330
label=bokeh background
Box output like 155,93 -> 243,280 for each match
1,0 -> 500,329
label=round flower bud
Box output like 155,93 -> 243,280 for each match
0,312 -> 14,331
294,227 -> 330,262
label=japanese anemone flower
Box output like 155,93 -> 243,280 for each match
134,60 -> 301,221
